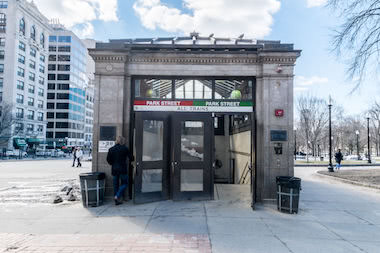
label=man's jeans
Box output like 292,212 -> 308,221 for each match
113,174 -> 128,199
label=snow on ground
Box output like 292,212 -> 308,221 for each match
0,160 -> 91,204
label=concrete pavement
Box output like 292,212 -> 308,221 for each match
1,161 -> 380,252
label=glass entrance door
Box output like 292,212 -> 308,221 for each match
134,113 -> 170,204
134,112 -> 213,203
172,113 -> 214,201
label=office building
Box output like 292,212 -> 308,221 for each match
0,0 -> 52,150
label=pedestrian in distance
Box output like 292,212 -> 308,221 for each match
106,136 -> 134,205
72,146 -> 77,167
335,149 -> 343,171
76,147 -> 83,167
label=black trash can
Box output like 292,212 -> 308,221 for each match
79,172 -> 106,207
276,176 -> 301,214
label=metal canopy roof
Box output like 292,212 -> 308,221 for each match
97,32 -> 297,52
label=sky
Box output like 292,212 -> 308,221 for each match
32,0 -> 380,116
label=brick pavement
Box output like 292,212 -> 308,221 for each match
0,233 -> 212,253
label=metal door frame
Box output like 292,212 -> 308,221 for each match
134,112 -> 170,204
171,113 -> 214,201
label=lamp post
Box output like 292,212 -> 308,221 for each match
355,130 -> 360,160
367,117 -> 371,163
294,129 -> 297,160
328,99 -> 334,172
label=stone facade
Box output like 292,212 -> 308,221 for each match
89,39 -> 301,202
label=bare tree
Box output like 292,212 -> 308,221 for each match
297,95 -> 329,161
0,102 -> 21,146
327,0 -> 380,87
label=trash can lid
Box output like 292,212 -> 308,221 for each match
79,172 -> 106,180
276,176 -> 301,188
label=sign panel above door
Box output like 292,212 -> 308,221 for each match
134,100 -> 254,113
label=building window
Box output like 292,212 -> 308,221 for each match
40,54 -> 45,62
17,80 -> 24,90
0,37 -> 4,46
57,93 -> 69,99
29,72 -> 35,81
38,88 -> 44,96
58,46 -> 71,52
56,103 -> 69,109
56,112 -> 68,119
48,64 -> 56,71
49,46 -> 56,52
47,112 -> 54,118
48,74 -> 56,80
58,65 -> 70,71
15,123 -> 24,131
37,100 -> 43,109
30,48 -> 36,57
26,124 -> 34,132
29,60 -> 36,69
18,54 -> 25,64
47,102 -> 54,109
31,26 -> 36,41
48,55 -> 56,61
0,91 -> 2,102
28,85 -> 35,94
57,83 -> 69,90
28,97 -> 34,106
0,63 -> 3,73
38,76 -> 44,85
0,1 -> 7,8
39,64 -> 44,73
0,13 -> 6,33
57,74 -> 70,80
16,94 -> 24,104
49,36 -> 57,42
0,77 -> 3,87
17,67 -> 24,77
37,112 -> 43,121
37,125 -> 43,132
19,18 -> 25,35
19,41 -> 25,51
48,83 -> 55,90
58,55 -> 70,62
0,49 -> 4,59
40,33 -> 45,48
58,36 -> 71,43
47,93 -> 55,99
27,110 -> 34,120
16,107 -> 24,118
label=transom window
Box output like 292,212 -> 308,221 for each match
134,78 -> 254,100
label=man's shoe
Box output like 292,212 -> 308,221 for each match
114,197 -> 122,205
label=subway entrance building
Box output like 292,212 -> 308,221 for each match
89,34 -> 301,206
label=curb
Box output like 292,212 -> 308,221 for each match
295,163 -> 379,167
315,171 -> 380,190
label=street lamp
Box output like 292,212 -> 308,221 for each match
294,129 -> 297,160
355,130 -> 360,160
328,98 -> 334,172
367,116 -> 372,164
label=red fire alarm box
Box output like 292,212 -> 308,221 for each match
275,109 -> 284,117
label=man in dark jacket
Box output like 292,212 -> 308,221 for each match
106,136 -> 134,205
335,149 -> 343,171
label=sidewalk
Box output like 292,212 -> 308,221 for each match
1,165 -> 380,252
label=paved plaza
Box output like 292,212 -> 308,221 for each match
1,161 -> 380,252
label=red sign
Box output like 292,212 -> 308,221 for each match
275,109 -> 284,117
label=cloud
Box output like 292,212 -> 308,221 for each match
32,0 -> 118,37
306,0 -> 327,8
133,0 -> 281,38
294,75 -> 328,92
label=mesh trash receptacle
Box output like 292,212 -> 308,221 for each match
79,172 -> 106,207
276,176 -> 301,214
